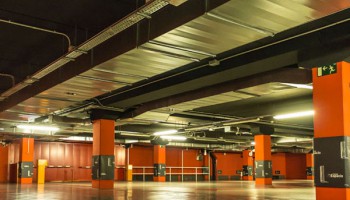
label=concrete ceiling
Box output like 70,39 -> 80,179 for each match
0,0 -> 350,151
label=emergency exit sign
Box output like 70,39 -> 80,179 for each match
317,63 -> 337,77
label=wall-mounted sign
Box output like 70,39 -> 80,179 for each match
317,63 -> 337,77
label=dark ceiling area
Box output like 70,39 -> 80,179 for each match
0,0 -> 350,152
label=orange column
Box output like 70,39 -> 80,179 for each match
242,150 -> 254,181
313,61 -> 350,200
92,119 -> 115,189
306,153 -> 314,180
153,145 -> 166,182
18,138 -> 34,184
254,134 -> 272,185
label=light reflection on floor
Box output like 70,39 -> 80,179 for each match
0,180 -> 315,200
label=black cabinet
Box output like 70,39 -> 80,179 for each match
91,155 -> 115,180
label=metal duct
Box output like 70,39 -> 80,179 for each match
0,0 -> 170,101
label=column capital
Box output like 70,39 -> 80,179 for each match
250,125 -> 274,135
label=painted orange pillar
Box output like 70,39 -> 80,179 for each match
313,61 -> 350,200
125,145 -> 132,181
92,119 -> 115,189
306,153 -> 314,180
18,138 -> 34,184
254,134 -> 272,185
242,150 -> 254,181
153,145 -> 166,182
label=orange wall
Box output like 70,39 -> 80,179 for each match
129,145 -> 153,166
214,153 -> 242,176
0,146 -> 8,183
286,153 -> 306,179
272,153 -> 287,176
271,153 -> 306,179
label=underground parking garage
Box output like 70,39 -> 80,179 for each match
0,0 -> 350,199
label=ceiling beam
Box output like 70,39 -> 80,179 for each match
122,68 -> 312,118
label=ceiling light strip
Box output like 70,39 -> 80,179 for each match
273,110 -> 314,120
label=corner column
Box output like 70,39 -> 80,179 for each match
306,153 -> 314,180
242,150 -> 254,180
153,145 -> 166,182
18,138 -> 34,184
313,61 -> 350,199
92,119 -> 115,189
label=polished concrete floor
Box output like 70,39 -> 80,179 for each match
0,180 -> 315,200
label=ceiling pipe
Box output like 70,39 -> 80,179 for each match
0,19 -> 72,50
0,73 -> 15,87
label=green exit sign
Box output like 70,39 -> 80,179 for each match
317,63 -> 337,77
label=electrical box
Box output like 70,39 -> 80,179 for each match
18,162 -> 34,178
255,160 -> 272,178
306,167 -> 314,176
202,167 -> 209,174
314,137 -> 350,187
243,165 -> 249,176
154,163 -> 166,176
92,155 -> 115,180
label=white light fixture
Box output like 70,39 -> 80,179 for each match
153,129 -> 178,136
251,141 -> 256,145
273,110 -> 314,120
17,124 -> 59,132
160,135 -> 187,141
283,83 -> 313,90
60,136 -> 93,141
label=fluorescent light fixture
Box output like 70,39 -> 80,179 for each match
120,132 -> 150,137
273,110 -> 314,120
251,142 -> 256,145
194,137 -> 218,142
60,136 -> 92,141
160,135 -> 187,141
153,129 -> 178,136
17,124 -> 59,132
283,83 -> 313,90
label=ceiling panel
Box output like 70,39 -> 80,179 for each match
2,0 -> 348,123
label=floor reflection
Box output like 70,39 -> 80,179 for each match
0,180 -> 315,200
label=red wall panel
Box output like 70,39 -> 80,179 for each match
57,143 -> 65,166
33,142 -> 41,166
49,143 -> 58,166
272,153 -> 287,176
0,146 -> 8,182
114,145 -> 125,166
214,153 -> 243,176
41,143 -> 50,162
286,153 -> 307,179
64,143 -> 73,167
8,143 -> 19,164
129,146 -> 153,166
